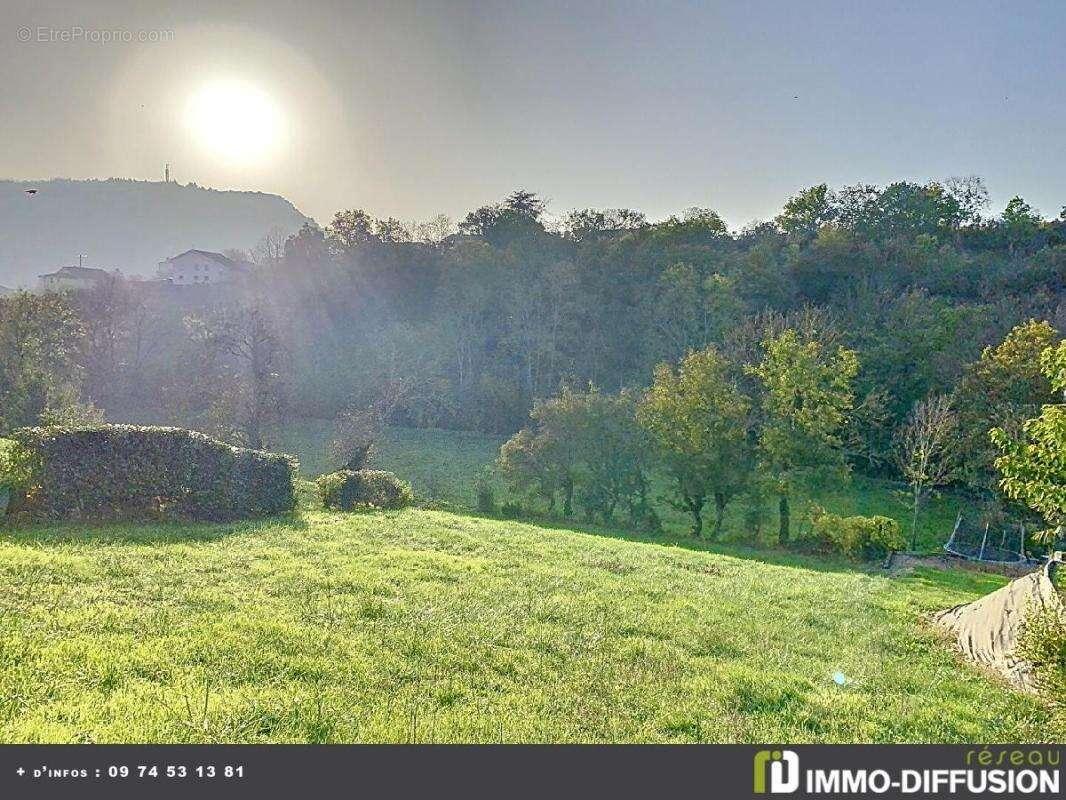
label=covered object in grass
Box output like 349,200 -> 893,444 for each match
933,558 -> 1062,688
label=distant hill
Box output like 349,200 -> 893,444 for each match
0,178 -> 312,288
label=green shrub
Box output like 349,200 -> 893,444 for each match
0,438 -> 20,515
1017,603 -> 1066,739
500,500 -> 523,519
864,515 -> 907,556
805,509 -> 905,559
317,469 -> 412,511
8,425 -> 297,521
474,469 -> 496,513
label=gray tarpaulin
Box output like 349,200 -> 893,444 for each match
933,559 -> 1062,688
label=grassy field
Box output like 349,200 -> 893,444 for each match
0,505 -> 1047,743
271,421 -> 962,550
0,424 -> 1037,743
272,420 -> 503,508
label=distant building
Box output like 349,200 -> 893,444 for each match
157,249 -> 250,286
38,265 -> 115,292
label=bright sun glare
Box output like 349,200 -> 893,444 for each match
185,80 -> 285,164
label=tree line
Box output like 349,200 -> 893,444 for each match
496,316 -> 1064,551
0,177 -> 1062,540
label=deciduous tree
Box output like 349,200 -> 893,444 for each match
746,329 -> 859,543
992,341 -> 1066,546
638,346 -> 752,537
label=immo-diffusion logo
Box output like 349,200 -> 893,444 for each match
754,749 -> 800,794
752,748 -> 1060,796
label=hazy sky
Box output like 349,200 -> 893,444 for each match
2,0 -> 1064,227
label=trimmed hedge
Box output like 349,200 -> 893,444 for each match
5,425 -> 298,521
317,469 -> 412,511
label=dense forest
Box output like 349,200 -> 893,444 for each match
2,177 -> 1064,540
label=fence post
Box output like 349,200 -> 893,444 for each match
945,511 -> 963,553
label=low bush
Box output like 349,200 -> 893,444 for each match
804,509 -> 905,559
317,469 -> 412,511
1017,602 -> 1066,739
6,425 -> 297,521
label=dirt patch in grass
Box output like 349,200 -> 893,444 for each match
885,552 -> 1037,579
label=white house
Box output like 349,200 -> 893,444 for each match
156,249 -> 250,286
38,265 -> 115,292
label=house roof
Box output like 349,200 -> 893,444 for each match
163,249 -> 250,271
38,265 -> 112,280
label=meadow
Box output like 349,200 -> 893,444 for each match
0,505 -> 1047,743
273,421 -> 963,550
0,425 -> 1044,744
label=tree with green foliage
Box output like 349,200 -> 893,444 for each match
497,428 -> 558,513
642,265 -> 751,370
638,346 -> 752,538
501,257 -> 578,403
326,208 -> 376,253
0,291 -> 86,433
830,181 -> 960,244
9,177 -> 1062,462
560,207 -> 646,241
868,181 -> 962,243
788,225 -> 880,303
503,386 -> 654,525
776,184 -> 834,241
1000,196 -> 1043,255
746,329 -> 859,543
843,288 -> 992,424
498,387 -> 592,517
991,341 -> 1066,546
571,388 -> 656,526
645,263 -> 711,363
842,388 -> 893,472
459,189 -> 548,247
953,320 -> 1060,497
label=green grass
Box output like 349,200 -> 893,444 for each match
0,425 -> 1031,742
0,507 -> 1047,743
271,421 -> 961,549
270,421 -> 503,508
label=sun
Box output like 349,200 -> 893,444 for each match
185,79 -> 286,164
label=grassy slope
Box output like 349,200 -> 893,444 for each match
0,508 -> 1046,743
271,421 -> 962,550
272,420 -> 504,506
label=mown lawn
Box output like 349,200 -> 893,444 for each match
0,507 -> 1047,743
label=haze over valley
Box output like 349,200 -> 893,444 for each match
0,178 -> 309,287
